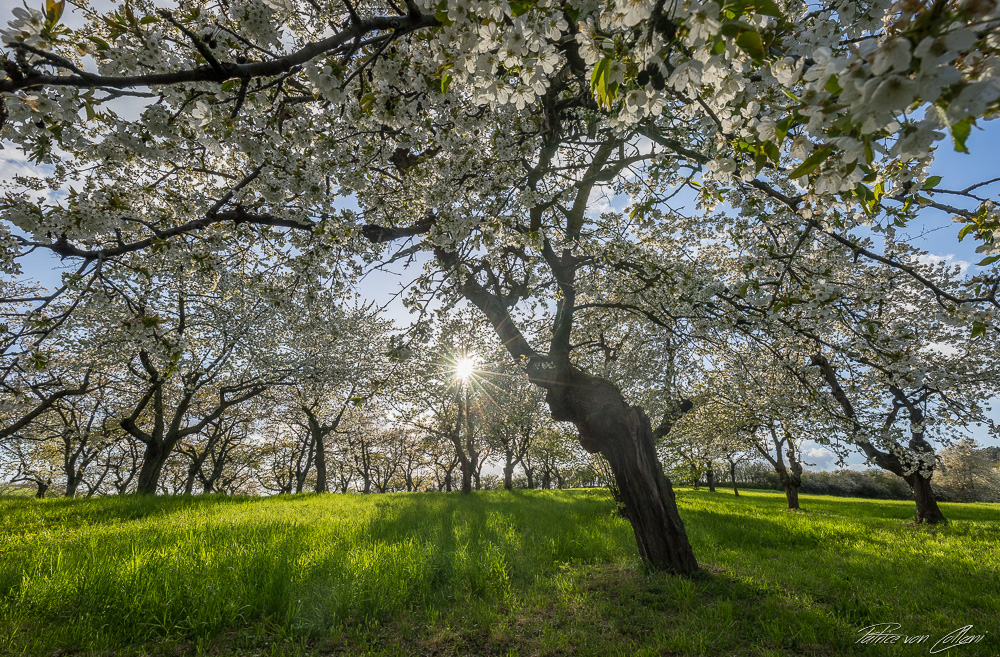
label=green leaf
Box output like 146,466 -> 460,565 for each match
921,175 -> 942,190
221,80 -> 239,92
788,147 -> 832,179
30,352 -> 49,371
751,0 -> 782,17
45,0 -> 65,24
977,254 -> 1000,266
359,93 -> 376,115
85,35 -> 110,50
719,22 -> 743,38
735,29 -> 765,60
764,140 -> 780,163
824,74 -> 842,95
590,57 -> 618,109
971,320 -> 987,339
441,71 -> 452,95
509,0 -> 533,16
950,117 -> 972,154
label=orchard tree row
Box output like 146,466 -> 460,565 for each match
3,0 -> 1000,573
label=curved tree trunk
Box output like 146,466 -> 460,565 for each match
546,369 -> 698,575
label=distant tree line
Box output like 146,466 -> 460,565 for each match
682,440 -> 1000,504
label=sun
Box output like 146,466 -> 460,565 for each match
454,355 -> 477,381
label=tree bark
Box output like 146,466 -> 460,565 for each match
314,431 -> 328,493
729,460 -> 739,497
135,442 -> 172,494
545,369 -> 698,575
783,482 -> 800,509
183,466 -> 197,495
503,463 -> 514,490
706,461 -> 715,492
460,456 -> 473,494
65,472 -> 82,498
906,473 -> 946,524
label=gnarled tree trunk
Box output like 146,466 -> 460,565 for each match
546,368 -> 698,575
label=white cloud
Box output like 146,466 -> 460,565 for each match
801,444 -> 838,471
805,446 -> 832,458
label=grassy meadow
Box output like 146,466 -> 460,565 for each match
0,488 -> 998,656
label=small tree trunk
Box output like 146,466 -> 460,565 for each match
35,480 -> 50,498
906,473 -> 946,524
503,463 -> 514,490
314,433 -> 328,493
135,442 -> 172,494
729,461 -> 739,497
64,455 -> 81,498
460,457 -> 472,495
706,462 -> 715,492
783,482 -> 800,509
183,465 -> 198,495
64,475 -> 80,498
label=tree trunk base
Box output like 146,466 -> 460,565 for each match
592,405 -> 698,574
783,483 -> 800,510
906,473 -> 947,524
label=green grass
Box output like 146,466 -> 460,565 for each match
0,488 -> 997,656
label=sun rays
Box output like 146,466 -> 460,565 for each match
454,355 -> 477,381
